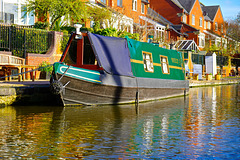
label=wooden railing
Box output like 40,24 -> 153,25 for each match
0,54 -> 25,66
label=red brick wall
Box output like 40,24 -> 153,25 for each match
187,0 -> 204,33
110,0 -> 148,24
25,31 -> 63,79
212,7 -> 225,36
150,0 -> 183,24
26,31 -> 62,66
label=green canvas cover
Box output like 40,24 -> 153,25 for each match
126,37 -> 185,80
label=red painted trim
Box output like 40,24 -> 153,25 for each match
60,33 -> 75,63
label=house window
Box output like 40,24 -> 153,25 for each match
133,0 -> 137,11
208,21 -> 211,29
221,24 -> 224,33
182,14 -> 186,23
101,0 -> 106,4
215,22 -> 218,31
141,2 -> 145,14
192,15 -> 195,25
160,56 -> 169,74
143,52 -> 154,72
156,26 -> 165,42
204,21 -> 206,29
199,17 -> 202,27
117,0 -> 122,7
198,33 -> 205,48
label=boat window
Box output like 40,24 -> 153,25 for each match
143,52 -> 154,72
63,39 -> 77,65
83,36 -> 96,65
160,56 -> 169,74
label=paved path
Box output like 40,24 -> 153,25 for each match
189,77 -> 240,87
0,80 -> 50,87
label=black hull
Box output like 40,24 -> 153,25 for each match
54,73 -> 188,106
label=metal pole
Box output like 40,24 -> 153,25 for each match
24,29 -> 26,58
9,25 -> 11,52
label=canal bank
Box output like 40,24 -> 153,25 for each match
0,80 -> 60,106
0,78 -> 240,106
189,77 -> 240,87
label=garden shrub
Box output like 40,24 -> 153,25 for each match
33,21 -> 50,30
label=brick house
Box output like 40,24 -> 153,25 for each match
201,4 -> 227,49
87,0 -> 150,41
146,7 -> 189,46
149,0 -> 226,51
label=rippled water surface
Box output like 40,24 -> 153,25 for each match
0,85 -> 240,159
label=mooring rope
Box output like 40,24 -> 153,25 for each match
0,64 -> 53,79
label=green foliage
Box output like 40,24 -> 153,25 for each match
33,21 -> 50,30
61,30 -> 70,52
24,0 -> 88,30
1,26 -> 51,57
60,26 -> 75,33
38,61 -> 53,74
91,28 -> 139,40
208,44 -> 220,52
118,31 -> 140,41
52,19 -> 62,31
94,28 -> 118,37
88,5 -> 112,31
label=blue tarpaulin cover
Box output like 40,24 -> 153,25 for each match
88,33 -> 133,77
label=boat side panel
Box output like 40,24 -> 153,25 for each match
100,73 -> 189,89
54,63 -> 101,84
57,74 -> 187,106
127,38 -> 186,80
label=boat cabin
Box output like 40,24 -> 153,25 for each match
60,33 -> 102,71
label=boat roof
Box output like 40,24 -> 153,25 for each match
88,32 -> 134,77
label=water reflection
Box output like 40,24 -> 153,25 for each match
0,85 -> 239,159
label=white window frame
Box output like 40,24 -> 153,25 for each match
160,56 -> 170,74
215,22 -> 218,31
199,17 -> 202,27
141,2 -> 145,14
117,0 -> 122,7
204,20 -> 206,29
208,21 -> 211,29
143,52 -> 154,72
182,14 -> 186,23
133,0 -> 137,11
192,14 -> 195,25
221,24 -> 224,33
198,33 -> 205,48
155,25 -> 165,42
215,37 -> 221,47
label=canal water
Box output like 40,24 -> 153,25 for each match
0,85 -> 239,159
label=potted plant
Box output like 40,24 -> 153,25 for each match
206,73 -> 212,80
215,72 -> 221,80
38,61 -> 53,79
193,74 -> 199,80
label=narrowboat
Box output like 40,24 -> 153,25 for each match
50,29 -> 189,106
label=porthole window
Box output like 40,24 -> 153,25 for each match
143,52 -> 154,72
160,56 -> 169,74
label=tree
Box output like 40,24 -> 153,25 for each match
226,12 -> 240,49
24,0 -> 88,30
226,12 -> 240,75
87,5 -> 112,31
